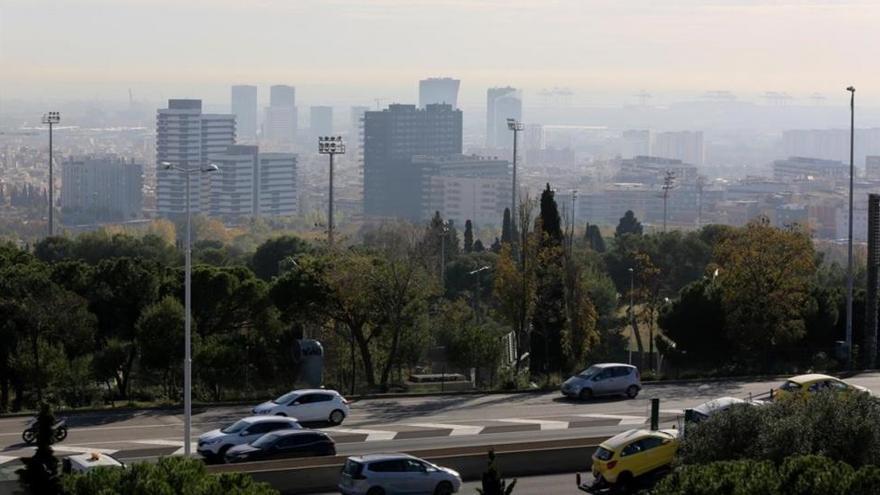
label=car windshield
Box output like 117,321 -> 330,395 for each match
780,381 -> 802,391
578,366 -> 601,379
251,433 -> 280,448
594,447 -> 614,461
220,420 -> 249,434
273,391 -> 298,404
343,460 -> 364,477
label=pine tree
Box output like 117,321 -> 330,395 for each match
474,239 -> 485,252
490,237 -> 502,253
585,223 -> 606,252
464,220 -> 474,253
531,184 -> 566,375
538,184 -> 563,246
615,210 -> 643,237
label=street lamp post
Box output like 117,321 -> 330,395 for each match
628,267 -> 635,365
507,119 -> 524,229
318,136 -> 345,247
846,86 -> 856,368
161,160 -> 219,456
42,112 -> 60,236
469,265 -> 491,323
440,221 -> 450,291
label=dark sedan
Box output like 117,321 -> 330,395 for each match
224,430 -> 336,463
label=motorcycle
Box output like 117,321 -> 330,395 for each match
22,417 -> 68,445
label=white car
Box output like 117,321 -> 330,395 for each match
338,454 -> 462,495
252,389 -> 350,425
561,363 -> 641,400
197,415 -> 301,463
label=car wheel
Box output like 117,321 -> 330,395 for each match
579,388 -> 593,401
216,445 -> 231,464
626,385 -> 640,399
435,481 -> 454,495
616,472 -> 635,494
366,487 -> 385,495
329,409 -> 345,425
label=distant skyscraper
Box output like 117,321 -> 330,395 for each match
207,145 -> 298,217
622,130 -> 651,158
363,103 -> 463,218
419,77 -> 460,109
62,155 -> 143,220
264,85 -> 297,148
868,156 -> 880,180
486,87 -> 522,149
258,153 -> 298,216
156,99 -> 235,216
231,85 -> 257,142
524,124 -> 545,152
310,106 -> 333,137
418,154 -> 511,226
653,131 -> 704,165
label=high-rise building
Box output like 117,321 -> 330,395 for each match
486,87 -> 522,149
524,124 -> 545,152
418,154 -> 511,226
363,103 -> 463,218
156,99 -> 236,216
61,155 -> 143,220
419,78 -> 460,109
349,106 -> 369,135
783,128 -> 880,166
773,156 -> 848,181
231,85 -> 258,142
622,130 -> 651,158
310,106 -> 333,137
208,145 -> 298,218
868,156 -> 880,180
653,131 -> 704,165
264,85 -> 297,149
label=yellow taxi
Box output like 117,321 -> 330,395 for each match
776,373 -> 871,397
590,428 -> 679,489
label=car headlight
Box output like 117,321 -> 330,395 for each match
204,437 -> 222,445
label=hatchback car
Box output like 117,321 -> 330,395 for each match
776,373 -> 871,397
252,389 -> 350,424
590,428 -> 679,491
197,415 -> 301,463
562,363 -> 641,400
338,453 -> 462,495
225,429 -> 336,463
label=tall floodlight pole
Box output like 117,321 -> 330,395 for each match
846,86 -> 856,368
628,267 -> 635,365
318,136 -> 345,246
161,161 -> 219,456
507,119 -> 524,229
662,170 -> 675,232
42,112 -> 60,236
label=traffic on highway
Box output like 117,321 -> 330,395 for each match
2,365 -> 877,493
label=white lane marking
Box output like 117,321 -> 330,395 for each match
577,413 -> 646,426
406,423 -> 484,436
51,445 -> 118,455
0,455 -> 17,465
321,428 -> 397,442
660,409 -> 684,415
132,439 -> 187,447
495,418 -> 569,430
173,443 -> 198,455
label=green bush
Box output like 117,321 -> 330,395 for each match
63,456 -> 278,495
677,391 -> 880,468
653,455 -> 880,495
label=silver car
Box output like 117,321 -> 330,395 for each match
338,454 -> 461,495
561,363 -> 641,400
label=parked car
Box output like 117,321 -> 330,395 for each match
225,429 -> 336,463
586,428 -> 679,492
197,415 -> 301,463
252,389 -> 350,425
685,396 -> 768,423
338,453 -> 462,495
776,373 -> 872,397
562,363 -> 641,400
61,452 -> 125,474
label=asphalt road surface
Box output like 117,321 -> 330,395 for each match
313,472 -> 584,495
1,372 -> 878,471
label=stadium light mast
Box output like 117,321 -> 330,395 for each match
507,118 -> 524,228
846,85 -> 856,368
42,112 -> 60,236
318,136 -> 345,247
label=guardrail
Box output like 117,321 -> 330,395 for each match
207,436 -> 607,494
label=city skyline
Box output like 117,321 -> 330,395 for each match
2,0 -> 880,104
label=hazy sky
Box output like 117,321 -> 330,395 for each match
2,0 -> 879,105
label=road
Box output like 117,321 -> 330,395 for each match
313,473 -> 584,495
1,372 -> 878,470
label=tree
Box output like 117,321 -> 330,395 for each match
584,223 -> 606,252
464,220 -> 474,253
615,210 -> 643,237
474,239 -> 486,252
17,403 -> 62,495
714,219 -> 816,358
250,235 -> 310,280
501,208 -> 513,244
658,277 -> 728,367
437,300 -> 504,384
137,297 -> 186,398
531,184 -> 566,375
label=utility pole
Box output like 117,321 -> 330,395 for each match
662,170 -> 675,232
507,118 -> 524,232
318,136 -> 345,247
696,176 -> 705,228
846,86 -> 856,368
42,112 -> 60,236
440,221 -> 450,291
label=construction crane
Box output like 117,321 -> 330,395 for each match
634,90 -> 652,107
